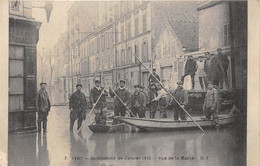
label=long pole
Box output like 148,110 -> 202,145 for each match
109,88 -> 135,117
77,84 -> 108,134
130,50 -> 205,133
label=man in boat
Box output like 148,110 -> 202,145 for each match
152,83 -> 167,118
148,68 -> 160,87
36,82 -> 51,133
130,85 -> 146,118
203,81 -> 220,128
109,80 -> 130,124
181,55 -> 198,90
69,84 -> 88,131
147,83 -> 158,118
172,81 -> 189,121
90,80 -> 108,124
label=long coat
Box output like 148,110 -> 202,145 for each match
207,55 -> 221,82
172,87 -> 189,106
36,89 -> 51,112
89,87 -> 108,109
131,91 -> 146,108
69,90 -> 87,111
184,59 -> 197,75
109,88 -> 130,108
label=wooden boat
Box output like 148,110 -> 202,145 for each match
88,120 -> 126,133
115,114 -> 237,131
88,113 -> 133,133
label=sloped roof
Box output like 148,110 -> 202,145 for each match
151,1 -> 201,51
167,19 -> 199,51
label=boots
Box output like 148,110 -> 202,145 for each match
70,119 -> 75,131
43,121 -> 47,133
77,119 -> 82,131
38,122 -> 41,133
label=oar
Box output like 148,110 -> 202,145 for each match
109,88 -> 135,117
130,50 -> 205,133
77,84 -> 108,134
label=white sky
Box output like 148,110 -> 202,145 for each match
32,1 -> 74,52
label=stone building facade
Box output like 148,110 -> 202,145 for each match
9,1 -> 41,132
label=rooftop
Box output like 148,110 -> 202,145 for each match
167,19 -> 199,51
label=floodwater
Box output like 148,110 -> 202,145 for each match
8,106 -> 246,166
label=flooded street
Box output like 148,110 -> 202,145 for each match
8,106 -> 246,166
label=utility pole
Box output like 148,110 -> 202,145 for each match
229,1 -> 236,89
113,5 -> 118,86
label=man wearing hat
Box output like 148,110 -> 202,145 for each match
203,81 -> 219,128
90,80 -> 108,124
203,52 -> 212,88
36,83 -> 51,133
171,81 -> 188,121
197,55 -> 207,89
181,55 -> 198,89
130,85 -> 146,118
148,68 -> 160,87
109,80 -> 130,124
216,48 -> 229,89
152,83 -> 167,118
147,83 -> 158,118
69,84 -> 87,131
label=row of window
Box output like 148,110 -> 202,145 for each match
119,13 -> 147,42
80,30 -> 113,59
117,39 -> 149,66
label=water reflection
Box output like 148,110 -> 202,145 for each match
37,134 -> 49,166
69,131 -> 88,166
8,106 -> 246,166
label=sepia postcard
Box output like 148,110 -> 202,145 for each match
0,0 -> 259,166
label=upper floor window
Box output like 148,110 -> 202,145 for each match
142,40 -> 148,61
127,21 -> 131,39
134,44 -> 139,63
135,18 -> 139,36
121,25 -> 124,41
121,49 -> 125,65
224,24 -> 230,46
142,14 -> 147,33
102,35 -> 105,50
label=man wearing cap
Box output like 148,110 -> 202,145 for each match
130,85 -> 146,118
207,53 -> 221,87
152,83 -> 167,118
147,83 -> 158,118
203,52 -> 212,88
69,84 -> 87,131
36,83 -> 51,133
217,48 -> 229,89
148,68 -> 160,87
197,56 -> 207,89
181,55 -> 198,90
90,80 -> 108,124
171,81 -> 188,121
203,81 -> 219,128
109,80 -> 130,124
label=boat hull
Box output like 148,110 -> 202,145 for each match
88,121 -> 127,133
115,115 -> 237,131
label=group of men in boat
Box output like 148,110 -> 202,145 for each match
68,77 -> 220,131
67,48 -> 231,131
